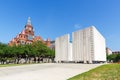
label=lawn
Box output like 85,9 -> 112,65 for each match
68,64 -> 120,80
0,63 -> 39,67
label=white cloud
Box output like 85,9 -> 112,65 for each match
74,24 -> 83,29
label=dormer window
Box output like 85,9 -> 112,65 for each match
20,41 -> 25,44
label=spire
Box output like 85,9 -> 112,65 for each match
46,38 -> 50,41
27,17 -> 31,25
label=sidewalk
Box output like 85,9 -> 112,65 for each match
0,63 -> 102,80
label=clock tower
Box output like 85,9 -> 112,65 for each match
8,17 -> 51,47
25,17 -> 34,40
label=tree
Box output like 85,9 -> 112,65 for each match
0,41 -> 55,64
115,54 -> 120,62
107,54 -> 120,62
0,43 -> 8,64
32,41 -> 55,63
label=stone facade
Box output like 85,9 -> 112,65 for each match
55,26 -> 106,63
72,26 -> 106,63
55,34 -> 72,62
106,48 -> 112,55
8,17 -> 50,47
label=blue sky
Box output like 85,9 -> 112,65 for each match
0,0 -> 120,51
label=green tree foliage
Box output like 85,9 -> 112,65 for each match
107,53 -> 120,62
0,41 -> 55,64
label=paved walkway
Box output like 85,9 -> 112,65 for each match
0,63 -> 103,80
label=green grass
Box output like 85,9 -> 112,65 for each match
0,64 -> 27,67
0,63 -> 40,67
68,64 -> 120,80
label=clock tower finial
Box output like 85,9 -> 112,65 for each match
27,17 -> 31,25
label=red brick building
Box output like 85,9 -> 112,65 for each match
8,17 -> 51,47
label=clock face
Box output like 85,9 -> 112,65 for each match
28,35 -> 33,40
29,28 -> 32,31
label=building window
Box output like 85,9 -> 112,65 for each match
20,41 -> 25,44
